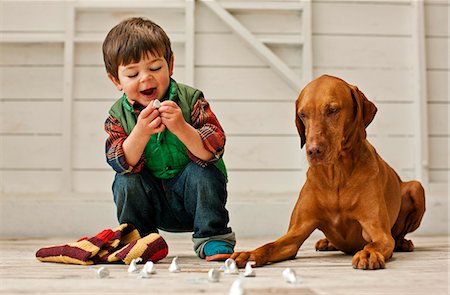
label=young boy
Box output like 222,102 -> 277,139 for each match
102,17 -> 235,261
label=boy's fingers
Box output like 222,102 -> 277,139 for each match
139,101 -> 155,118
151,120 -> 165,133
160,100 -> 176,107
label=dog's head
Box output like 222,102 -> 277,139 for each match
295,75 -> 377,166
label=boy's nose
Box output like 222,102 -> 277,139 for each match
140,71 -> 154,82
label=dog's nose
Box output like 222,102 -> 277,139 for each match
307,145 -> 324,158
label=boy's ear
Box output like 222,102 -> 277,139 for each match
169,54 -> 174,76
108,73 -> 123,91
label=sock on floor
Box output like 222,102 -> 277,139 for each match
109,233 -> 169,265
35,224 -> 168,265
35,226 -> 124,265
203,240 -> 234,261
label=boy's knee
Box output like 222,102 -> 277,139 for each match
113,173 -> 143,188
112,173 -> 147,201
184,163 -> 225,187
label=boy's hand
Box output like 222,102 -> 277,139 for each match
135,101 -> 165,137
159,101 -> 188,136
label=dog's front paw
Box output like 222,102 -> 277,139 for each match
352,249 -> 385,270
230,251 -> 267,268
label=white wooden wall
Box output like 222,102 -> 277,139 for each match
0,0 -> 448,237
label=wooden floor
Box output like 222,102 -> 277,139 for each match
0,234 -> 448,295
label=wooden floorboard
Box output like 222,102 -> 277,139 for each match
0,234 -> 448,294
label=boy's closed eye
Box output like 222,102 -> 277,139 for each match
127,73 -> 138,78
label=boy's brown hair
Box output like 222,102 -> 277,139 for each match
102,17 -> 173,80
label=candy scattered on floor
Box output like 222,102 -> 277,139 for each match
169,256 -> 181,273
207,268 -> 221,282
223,258 -> 239,275
91,266 -> 110,279
229,279 -> 244,295
282,267 -> 298,284
243,261 -> 256,277
128,258 -> 142,273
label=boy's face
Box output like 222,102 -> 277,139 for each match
109,52 -> 174,107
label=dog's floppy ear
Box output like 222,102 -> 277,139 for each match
295,97 -> 306,148
351,85 -> 377,129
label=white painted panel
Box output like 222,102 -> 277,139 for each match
0,67 -> 63,100
75,10 -> 186,34
72,101 -> 110,170
0,1 -> 66,32
0,171 -> 61,194
0,44 -> 63,65
225,137 -> 305,170
232,10 -> 303,34
369,136 -> 415,174
73,170 -> 114,194
195,34 -> 303,68
313,35 -> 414,69
0,101 -> 62,134
1,135 -> 62,169
366,103 -> 414,136
425,3 -> 449,37
227,170 -> 306,196
196,4 -> 302,34
74,66 -> 124,100
429,171 -> 449,183
213,101 -> 298,136
267,45 -> 302,68
195,67 -> 299,100
429,137 -> 449,169
428,104 -> 449,135
313,69 -> 416,102
427,70 -> 449,102
195,33 -> 270,66
313,2 -> 412,36
426,37 -> 449,70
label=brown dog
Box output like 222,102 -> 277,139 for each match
231,75 -> 425,270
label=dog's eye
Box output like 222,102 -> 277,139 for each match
327,108 -> 339,116
299,112 -> 307,119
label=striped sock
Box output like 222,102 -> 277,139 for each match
109,233 -> 169,265
35,224 -> 146,265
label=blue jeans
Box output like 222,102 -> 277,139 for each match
112,162 -> 235,256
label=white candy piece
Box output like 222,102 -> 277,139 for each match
138,261 -> 156,279
243,261 -> 256,277
92,266 -> 110,279
208,268 -> 221,282
224,258 -> 239,275
229,279 -> 244,295
169,256 -> 181,273
153,99 -> 161,109
282,267 -> 297,284
127,257 -> 142,273
143,261 -> 156,274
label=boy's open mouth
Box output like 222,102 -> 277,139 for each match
140,88 -> 156,96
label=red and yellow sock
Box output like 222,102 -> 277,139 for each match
35,224 -> 168,265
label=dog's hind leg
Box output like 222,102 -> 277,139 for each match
391,180 -> 425,252
315,238 -> 338,251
